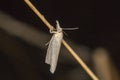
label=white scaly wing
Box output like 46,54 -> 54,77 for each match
45,32 -> 63,73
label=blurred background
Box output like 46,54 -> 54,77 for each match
0,0 -> 120,80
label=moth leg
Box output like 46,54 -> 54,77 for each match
45,41 -> 50,46
49,29 -> 57,34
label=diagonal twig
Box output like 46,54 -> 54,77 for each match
24,0 -> 99,80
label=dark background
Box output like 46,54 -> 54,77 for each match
0,0 -> 120,77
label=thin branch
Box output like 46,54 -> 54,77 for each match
24,0 -> 99,80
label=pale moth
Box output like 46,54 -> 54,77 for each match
45,20 -> 78,73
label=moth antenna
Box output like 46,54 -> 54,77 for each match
63,31 -> 69,37
62,27 -> 79,30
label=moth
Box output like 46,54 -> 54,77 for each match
45,20 -> 63,73
45,20 -> 78,73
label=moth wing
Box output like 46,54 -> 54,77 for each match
45,32 -> 63,73
45,34 -> 55,64
50,33 -> 63,73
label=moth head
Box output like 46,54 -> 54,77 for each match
56,20 -> 62,32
